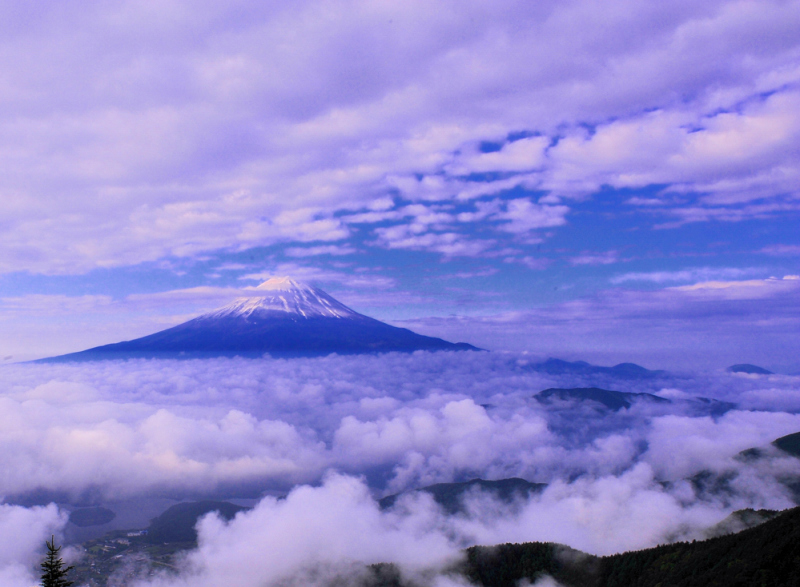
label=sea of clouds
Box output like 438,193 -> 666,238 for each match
1,351 -> 800,586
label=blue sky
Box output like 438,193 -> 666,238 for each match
0,0 -> 798,366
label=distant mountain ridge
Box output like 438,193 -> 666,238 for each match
38,277 -> 478,361
145,501 -> 248,544
727,363 -> 773,374
534,387 -> 670,411
522,358 -> 665,379
379,478 -> 546,513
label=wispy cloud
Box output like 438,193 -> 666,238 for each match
760,244 -> 800,256
569,251 -> 619,266
610,267 -> 757,284
284,244 -> 358,257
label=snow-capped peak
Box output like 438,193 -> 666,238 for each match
204,277 -> 360,320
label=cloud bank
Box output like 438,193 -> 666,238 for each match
0,352 -> 799,583
2,353 -> 799,500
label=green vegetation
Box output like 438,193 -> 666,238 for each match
40,535 -> 74,587
705,508 -> 779,538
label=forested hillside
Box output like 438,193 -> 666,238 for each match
364,506 -> 800,587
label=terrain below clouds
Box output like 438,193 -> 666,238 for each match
0,352 -> 799,585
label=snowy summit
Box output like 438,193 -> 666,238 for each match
39,277 -> 478,361
207,277 -> 358,320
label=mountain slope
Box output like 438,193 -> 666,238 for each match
145,501 -> 249,544
773,431 -> 800,458
39,277 -> 478,361
450,505 -> 800,587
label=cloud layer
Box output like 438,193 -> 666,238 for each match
3,352 -> 800,500
1,351 -> 800,583
1,0 -> 799,274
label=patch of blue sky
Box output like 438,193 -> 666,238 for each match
2,179 -> 798,323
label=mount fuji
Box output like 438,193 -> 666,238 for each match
40,277 -> 478,361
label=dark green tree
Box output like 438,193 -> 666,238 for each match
40,535 -> 74,587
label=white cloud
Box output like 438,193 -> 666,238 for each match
447,136 -> 550,175
760,244 -> 800,256
0,350 -> 798,501
127,461 -> 793,585
0,352 -> 796,582
374,225 -> 496,257
610,267 -> 756,284
494,199 -> 570,234
1,1 -> 799,273
542,90 -> 800,203
0,504 -> 66,587
569,251 -> 619,266
284,244 -> 358,257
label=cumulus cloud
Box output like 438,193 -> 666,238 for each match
127,461 -> 792,586
135,474 -> 461,587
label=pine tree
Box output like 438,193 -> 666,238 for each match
40,535 -> 74,587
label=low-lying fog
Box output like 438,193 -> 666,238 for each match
1,352 -> 799,586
